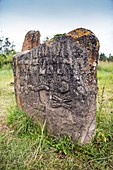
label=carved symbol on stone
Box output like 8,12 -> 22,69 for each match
14,28 -> 99,144
37,84 -> 50,105
59,81 -> 69,93
39,58 -> 46,75
50,94 -> 72,110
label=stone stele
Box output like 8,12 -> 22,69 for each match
22,30 -> 40,51
13,28 -> 100,144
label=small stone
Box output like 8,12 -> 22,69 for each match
22,30 -> 40,51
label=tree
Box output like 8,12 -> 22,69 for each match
108,54 -> 113,62
99,53 -> 107,61
0,35 -> 16,55
0,33 -> 16,67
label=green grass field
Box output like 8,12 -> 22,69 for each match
0,62 -> 113,170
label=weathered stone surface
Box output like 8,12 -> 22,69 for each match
22,30 -> 40,51
13,28 -> 99,144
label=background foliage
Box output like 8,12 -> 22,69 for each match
0,35 -> 16,67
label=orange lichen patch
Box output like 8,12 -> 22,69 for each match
16,57 -> 18,66
76,41 -> 79,44
66,28 -> 92,40
88,56 -> 95,64
96,41 -> 99,47
81,67 -> 85,72
66,34 -> 78,40
75,29 -> 91,36
96,41 -> 100,50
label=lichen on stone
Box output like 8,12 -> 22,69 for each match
13,28 -> 100,144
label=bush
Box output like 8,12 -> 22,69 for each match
0,54 -> 14,68
0,34 -> 16,67
99,53 -> 113,62
99,53 -> 107,61
108,54 -> 113,62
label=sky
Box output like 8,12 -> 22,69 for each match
0,0 -> 113,56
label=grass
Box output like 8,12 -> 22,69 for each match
0,65 -> 15,132
0,62 -> 113,170
0,65 -> 15,113
98,61 -> 113,73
